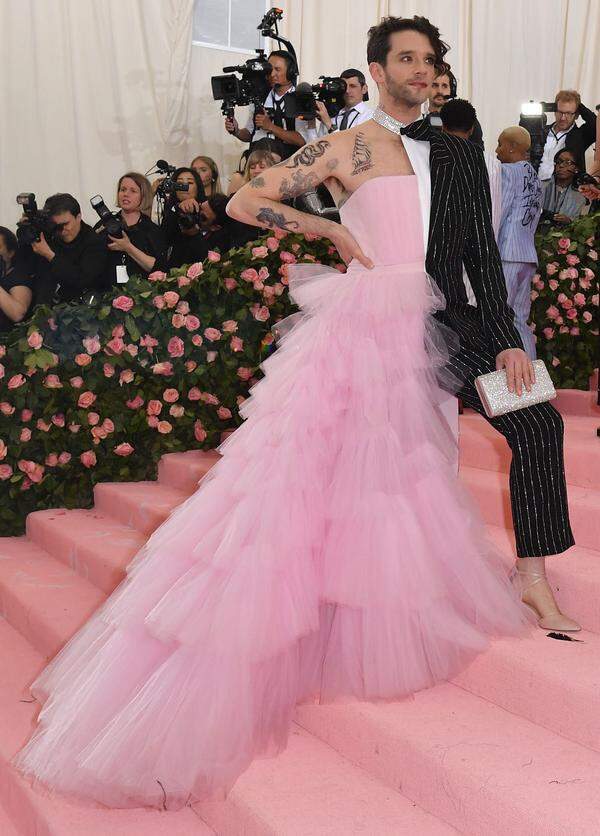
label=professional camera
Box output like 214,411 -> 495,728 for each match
519,101 -> 556,172
153,160 -> 193,199
211,51 -> 272,118
286,77 -> 347,120
90,195 -> 124,238
573,171 -> 598,189
15,193 -> 58,245
174,204 -> 202,231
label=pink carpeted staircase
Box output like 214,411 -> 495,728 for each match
0,388 -> 599,835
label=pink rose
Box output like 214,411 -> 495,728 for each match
152,361 -> 174,375
588,249 -> 597,261
237,366 -> 252,381
582,311 -> 593,323
186,262 -> 204,279
178,276 -> 191,287
88,412 -> 100,426
58,452 -> 71,465
112,295 -> 134,312
0,464 -> 13,480
163,291 -> 180,308
167,337 -> 185,358
126,395 -> 145,410
566,308 -> 578,320
194,421 -> 207,442
51,413 -> 65,427
69,423 -> 81,433
217,406 -> 232,420
45,453 -> 58,467
251,304 -> 270,322
163,388 -> 179,403
185,315 -> 200,331
280,251 -> 297,264
567,267 -> 579,280
240,268 -> 259,283
74,353 -> 92,367
252,245 -> 269,259
224,277 -> 237,291
555,315 -> 564,325
36,419 -> 51,432
266,236 -> 279,252
147,415 -> 159,428
0,439 -> 7,460
147,400 -> 163,416
0,402 -> 15,416
21,409 -> 33,422
80,450 -> 97,468
105,337 -> 125,355
169,404 -> 185,418
171,313 -> 186,329
112,324 -> 125,338
27,331 -> 43,349
119,369 -> 134,385
579,277 -> 592,290
566,254 -> 580,266
185,360 -> 197,372
157,420 -> 173,434
530,290 -> 539,301
230,336 -> 244,352
542,327 -> 555,339
273,228 -> 288,240
102,419 -> 114,433
126,344 -> 138,357
176,300 -> 190,315
545,263 -> 558,275
77,391 -> 97,409
593,295 -> 599,306
82,335 -> 101,354
559,325 -> 570,333
91,425 -> 107,442
204,327 -> 222,342
0,363 -> 3,380
206,351 -> 217,363
188,387 -> 202,401
18,460 -> 45,483
0,345 -> 5,357
199,392 -> 219,405
103,364 -> 115,378
114,443 -> 134,456
140,334 -> 159,353
8,374 -> 26,389
561,298 -> 573,310
570,327 -> 580,335
20,428 -> 32,442
191,334 -> 203,347
222,320 -> 238,333
573,293 -> 586,307
148,270 -> 166,282
548,279 -> 559,291
153,295 -> 166,310
557,237 -> 570,250
207,250 -> 221,262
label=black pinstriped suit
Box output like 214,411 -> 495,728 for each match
402,120 -> 574,558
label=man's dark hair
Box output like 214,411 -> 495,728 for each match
173,167 -> 205,202
367,16 -> 448,72
0,226 -> 18,254
208,194 -> 230,227
268,50 -> 297,81
440,98 -> 477,134
43,193 -> 81,217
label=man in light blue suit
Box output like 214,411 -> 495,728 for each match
496,127 -> 542,359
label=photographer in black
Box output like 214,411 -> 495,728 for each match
224,51 -> 306,160
23,193 -> 109,306
97,172 -> 167,282
315,69 -> 372,132
0,226 -> 33,333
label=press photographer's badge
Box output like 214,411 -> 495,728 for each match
116,265 -> 129,284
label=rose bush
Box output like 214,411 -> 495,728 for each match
0,230 -> 343,534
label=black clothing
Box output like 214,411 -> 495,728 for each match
0,263 -> 33,332
470,117 -> 484,149
401,118 -> 574,558
103,213 -> 167,280
31,222 -> 110,306
543,104 -> 597,173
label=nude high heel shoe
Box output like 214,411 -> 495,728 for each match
510,566 -> 581,632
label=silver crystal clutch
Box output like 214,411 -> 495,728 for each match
475,359 -> 557,418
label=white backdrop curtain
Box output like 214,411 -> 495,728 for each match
0,0 -> 598,224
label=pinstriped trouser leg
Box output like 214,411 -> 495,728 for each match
449,343 -> 575,558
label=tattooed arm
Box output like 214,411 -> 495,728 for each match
227,137 -> 373,268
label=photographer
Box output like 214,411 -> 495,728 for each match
426,65 -> 484,148
100,173 -> 167,282
27,193 -> 109,306
160,167 -> 208,268
315,69 -> 372,132
538,90 -> 597,181
540,148 -> 588,227
191,156 -> 222,199
224,51 -> 306,160
0,226 -> 33,333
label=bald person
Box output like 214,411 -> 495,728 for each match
495,127 -> 542,358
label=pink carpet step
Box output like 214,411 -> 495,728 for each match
459,413 -> 600,489
0,538 -> 104,661
26,508 -> 146,595
93,481 -> 188,536
459,465 -> 600,551
554,386 -> 600,417
0,618 -> 211,836
197,727 -> 457,836
0,805 -> 20,836
158,450 -> 220,493
296,683 -> 600,836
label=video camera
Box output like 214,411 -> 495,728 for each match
90,195 -> 124,239
211,51 -> 272,119
15,193 -> 58,246
154,160 -> 193,200
519,101 -> 556,172
286,77 -> 347,120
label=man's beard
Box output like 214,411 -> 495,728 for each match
383,70 -> 427,107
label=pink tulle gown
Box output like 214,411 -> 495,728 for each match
14,176 -> 530,810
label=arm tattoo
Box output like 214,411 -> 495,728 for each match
249,175 -> 266,189
285,140 -> 331,169
256,207 -> 300,231
279,168 -> 320,199
351,132 -> 373,176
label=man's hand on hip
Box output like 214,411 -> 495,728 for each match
496,348 -> 535,396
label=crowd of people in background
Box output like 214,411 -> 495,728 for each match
0,51 -> 598,346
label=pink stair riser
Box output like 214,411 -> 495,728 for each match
157,450 -> 220,493
93,481 -> 188,535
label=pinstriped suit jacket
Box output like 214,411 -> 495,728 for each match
404,120 -> 523,354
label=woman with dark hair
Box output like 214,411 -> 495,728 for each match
191,155 -> 222,198
161,167 -> 208,269
540,149 -> 588,227
0,226 -> 33,332
102,172 -> 167,280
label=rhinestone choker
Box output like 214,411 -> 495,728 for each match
372,107 -> 407,135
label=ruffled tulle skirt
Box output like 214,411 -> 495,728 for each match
14,261 -> 530,810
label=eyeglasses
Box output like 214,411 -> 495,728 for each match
556,109 -> 577,118
555,159 -> 577,168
